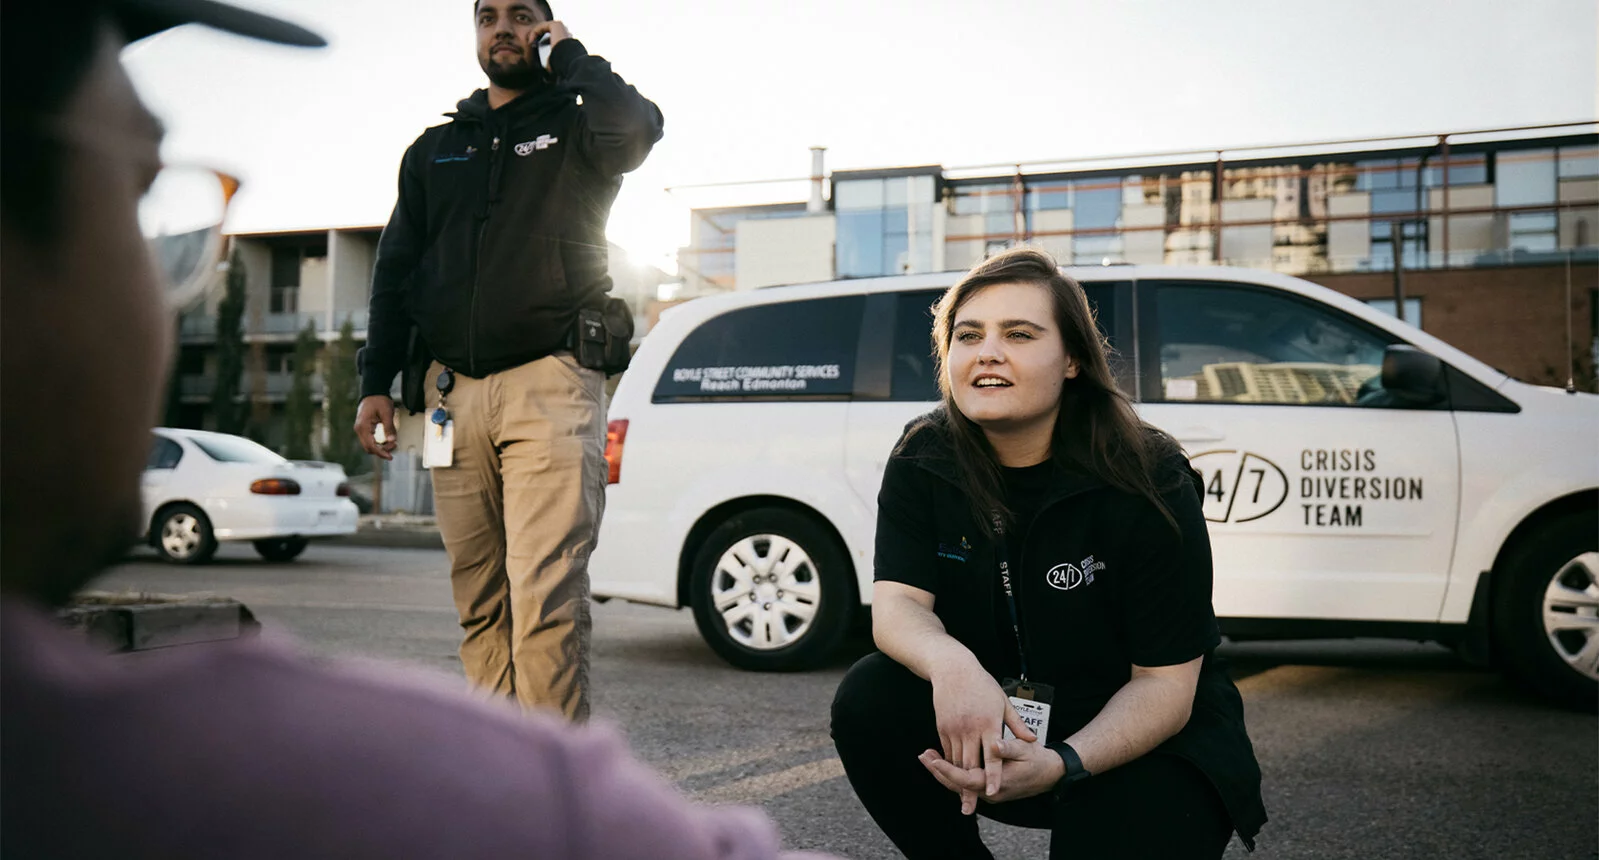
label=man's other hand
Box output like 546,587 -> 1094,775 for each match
355,395 -> 397,460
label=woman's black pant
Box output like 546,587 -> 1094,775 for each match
831,652 -> 1233,860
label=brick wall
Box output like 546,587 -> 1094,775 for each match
1308,263 -> 1598,390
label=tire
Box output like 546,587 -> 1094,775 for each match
253,537 -> 309,562
1492,511 -> 1599,709
689,508 -> 855,672
152,504 -> 218,565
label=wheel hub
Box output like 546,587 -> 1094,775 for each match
1542,551 -> 1599,681
710,534 -> 822,651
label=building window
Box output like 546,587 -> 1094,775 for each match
1497,149 -> 1558,206
1363,297 -> 1423,329
835,175 -> 934,278
270,246 -> 301,314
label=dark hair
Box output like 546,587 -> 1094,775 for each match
920,246 -> 1185,535
1,4 -> 109,240
474,0 -> 556,19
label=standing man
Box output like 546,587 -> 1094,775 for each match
355,0 -> 663,720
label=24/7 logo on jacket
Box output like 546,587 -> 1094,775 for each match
1046,556 -> 1106,591
514,135 -> 559,156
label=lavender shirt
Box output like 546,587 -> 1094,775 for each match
1,601 -> 837,859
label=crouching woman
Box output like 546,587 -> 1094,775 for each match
830,248 -> 1266,859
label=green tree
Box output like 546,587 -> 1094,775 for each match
211,251 -> 247,434
161,325 -> 186,429
322,317 -> 365,474
283,321 -> 320,461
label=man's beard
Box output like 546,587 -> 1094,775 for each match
483,49 -> 545,90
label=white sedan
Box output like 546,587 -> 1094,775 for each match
141,428 -> 360,564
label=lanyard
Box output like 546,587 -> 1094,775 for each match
991,514 -> 1029,681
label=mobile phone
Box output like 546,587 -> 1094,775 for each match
537,34 -> 553,71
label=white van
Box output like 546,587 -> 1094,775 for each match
590,266 -> 1598,705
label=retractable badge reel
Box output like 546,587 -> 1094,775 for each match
424,369 -> 455,468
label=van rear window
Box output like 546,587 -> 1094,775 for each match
654,296 -> 864,401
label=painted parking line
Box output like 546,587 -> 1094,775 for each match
656,734 -> 834,783
691,756 -> 847,805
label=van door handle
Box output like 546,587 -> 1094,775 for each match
1173,426 -> 1225,443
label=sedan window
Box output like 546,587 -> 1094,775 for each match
189,435 -> 286,464
146,436 -> 184,470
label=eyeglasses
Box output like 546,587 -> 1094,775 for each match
139,164 -> 242,312
19,112 -> 242,313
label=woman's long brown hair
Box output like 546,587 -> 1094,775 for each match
912,246 -> 1185,536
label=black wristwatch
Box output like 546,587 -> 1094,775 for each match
1046,741 -> 1091,789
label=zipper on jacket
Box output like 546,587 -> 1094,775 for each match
468,133 -> 505,376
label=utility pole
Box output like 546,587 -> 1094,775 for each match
1392,219 -> 1406,325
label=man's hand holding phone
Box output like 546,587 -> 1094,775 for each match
355,395 -> 398,461
530,20 -> 570,71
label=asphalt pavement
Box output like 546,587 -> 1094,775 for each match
95,543 -> 1598,860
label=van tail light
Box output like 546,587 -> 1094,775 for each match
251,478 -> 302,496
336,482 -> 352,497
604,419 -> 628,485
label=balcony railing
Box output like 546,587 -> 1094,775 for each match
179,373 -> 326,401
177,309 -> 370,341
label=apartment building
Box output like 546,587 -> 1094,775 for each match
171,224 -> 670,469
677,125 -> 1599,387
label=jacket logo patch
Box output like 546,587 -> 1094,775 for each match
1046,556 -> 1105,591
434,146 -> 477,164
936,537 -> 972,563
515,135 -> 559,156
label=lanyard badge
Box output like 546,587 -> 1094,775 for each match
992,513 -> 1052,742
1001,678 -> 1054,743
424,368 -> 456,469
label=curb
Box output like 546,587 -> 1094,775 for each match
61,592 -> 259,652
329,525 -> 445,551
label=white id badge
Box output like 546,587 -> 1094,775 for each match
1000,679 -> 1054,742
423,420 -> 454,468
1005,697 -> 1051,743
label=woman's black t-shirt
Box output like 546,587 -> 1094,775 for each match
993,461 -> 1054,679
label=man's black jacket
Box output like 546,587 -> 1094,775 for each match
360,38 -> 663,397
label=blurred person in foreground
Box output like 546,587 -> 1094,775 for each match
830,249 -> 1266,859
353,0 -> 663,721
0,4 -> 823,858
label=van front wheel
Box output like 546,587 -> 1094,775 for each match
689,508 -> 854,672
1493,511 -> 1599,709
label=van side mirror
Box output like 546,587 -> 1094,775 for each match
1380,345 -> 1445,406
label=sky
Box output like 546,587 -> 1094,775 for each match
124,0 -> 1598,274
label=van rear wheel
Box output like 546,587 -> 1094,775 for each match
1493,511 -> 1599,709
689,508 -> 853,672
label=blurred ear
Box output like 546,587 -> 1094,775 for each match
1064,356 -> 1080,379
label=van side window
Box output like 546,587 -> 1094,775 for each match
886,283 -> 1118,403
1152,282 -> 1397,407
654,295 -> 865,401
147,436 -> 184,470
888,290 -> 944,402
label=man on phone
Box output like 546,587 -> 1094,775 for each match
354,0 -> 663,720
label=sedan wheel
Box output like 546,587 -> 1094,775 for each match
153,504 -> 217,565
254,537 -> 310,563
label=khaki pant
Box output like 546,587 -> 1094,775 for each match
426,353 -> 606,720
